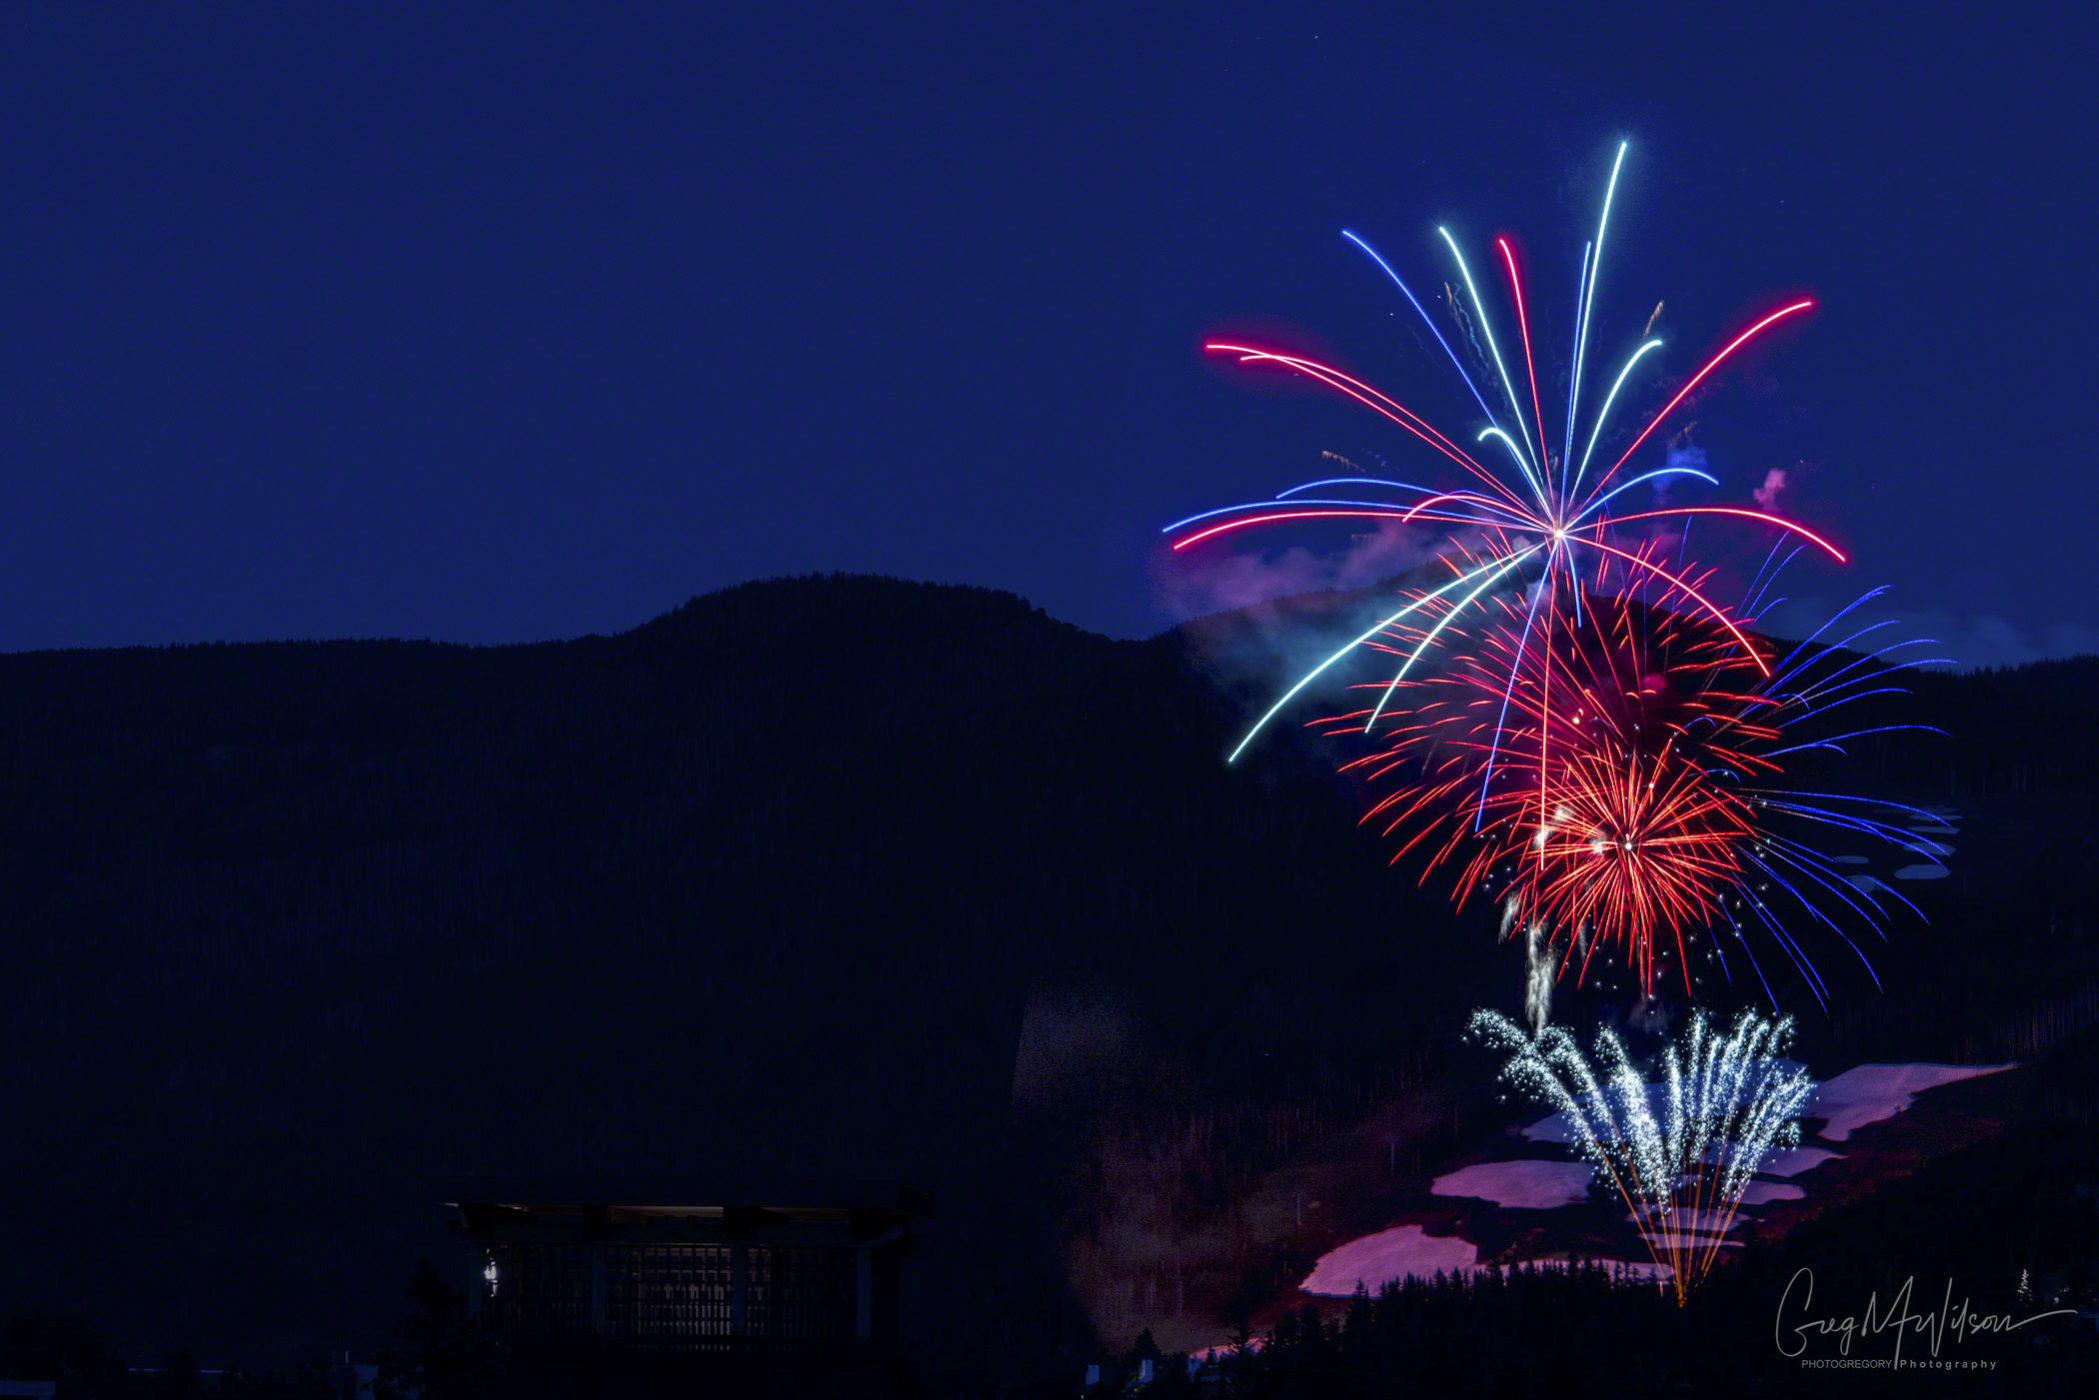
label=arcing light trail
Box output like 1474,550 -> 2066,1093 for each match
1568,142 -> 1627,487
1222,546 -> 1539,766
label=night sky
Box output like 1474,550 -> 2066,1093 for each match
1,5 -> 2090,663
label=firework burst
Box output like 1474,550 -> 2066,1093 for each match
1167,142 -> 1835,770
1322,556 -> 1946,1004
1167,144 -> 1942,1002
1469,1007 -> 1814,1304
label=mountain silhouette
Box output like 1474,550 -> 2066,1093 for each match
0,574 -> 2092,1383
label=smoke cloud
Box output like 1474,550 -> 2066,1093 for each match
1753,467 -> 1788,510
1153,517 -> 1439,622
1154,520 -> 1528,735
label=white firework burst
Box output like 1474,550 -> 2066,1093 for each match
1468,1006 -> 1814,1302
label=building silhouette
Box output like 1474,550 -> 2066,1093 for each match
449,1180 -> 929,1397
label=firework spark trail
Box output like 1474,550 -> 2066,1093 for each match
1197,346 -> 1515,500
1568,141 -> 1628,487
1169,505 -> 1523,549
1563,239 -> 1592,477
1343,229 -> 1497,423
1469,1007 -> 1813,1303
1474,562 -> 1554,830
1222,546 -> 1541,765
1497,237 -> 1551,466
1570,337 -> 1667,490
1438,226 -> 1542,483
1364,547 -> 1538,730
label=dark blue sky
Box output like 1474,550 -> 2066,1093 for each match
1,4 -> 2090,662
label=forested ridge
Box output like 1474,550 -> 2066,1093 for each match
1,574 -> 2093,1391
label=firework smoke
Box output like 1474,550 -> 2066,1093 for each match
1524,920 -> 1553,1036
1753,468 -> 1789,510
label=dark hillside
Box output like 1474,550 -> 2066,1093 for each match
0,575 -> 2091,1388
0,575 -> 1478,1384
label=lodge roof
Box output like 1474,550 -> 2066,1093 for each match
443,1176 -> 932,1231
